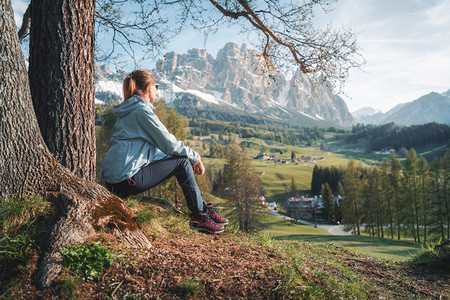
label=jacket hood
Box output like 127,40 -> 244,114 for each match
113,95 -> 154,117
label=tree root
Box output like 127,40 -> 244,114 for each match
35,177 -> 151,289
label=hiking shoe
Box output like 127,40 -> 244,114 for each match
190,212 -> 224,234
204,203 -> 229,225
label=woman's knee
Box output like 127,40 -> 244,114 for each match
177,157 -> 191,168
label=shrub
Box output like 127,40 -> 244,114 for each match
408,242 -> 449,271
60,242 -> 114,280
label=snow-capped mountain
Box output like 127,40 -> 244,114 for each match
351,90 -> 450,126
152,43 -> 354,127
382,92 -> 450,125
352,107 -> 385,125
352,107 -> 382,119
95,43 -> 356,127
94,63 -> 125,105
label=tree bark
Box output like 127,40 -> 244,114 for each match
1,0 -> 150,289
29,0 -> 96,181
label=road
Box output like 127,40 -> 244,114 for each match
266,210 -> 352,236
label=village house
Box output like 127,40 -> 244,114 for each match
253,153 -> 273,160
285,195 -> 325,222
374,148 -> 395,155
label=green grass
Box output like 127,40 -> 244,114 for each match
60,273 -> 82,299
416,143 -> 449,161
0,195 -> 51,234
271,241 -> 372,299
408,241 -> 449,269
204,137 -> 372,201
279,234 -> 421,261
252,152 -> 348,199
200,136 -> 430,262
262,213 -> 329,236
261,213 -> 421,261
60,242 -> 114,280
178,278 -> 203,297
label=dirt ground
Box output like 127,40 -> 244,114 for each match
8,230 -> 449,299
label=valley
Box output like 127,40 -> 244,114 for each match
185,118 -> 449,202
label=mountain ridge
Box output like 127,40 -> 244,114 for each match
352,90 -> 450,125
95,43 -> 355,127
153,42 -> 355,127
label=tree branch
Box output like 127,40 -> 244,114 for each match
208,0 -> 248,19
18,4 -> 31,41
236,0 -> 311,72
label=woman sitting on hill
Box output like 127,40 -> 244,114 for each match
101,69 -> 228,234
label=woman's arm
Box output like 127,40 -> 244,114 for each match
136,106 -> 200,165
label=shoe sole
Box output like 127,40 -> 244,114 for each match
190,225 -> 224,234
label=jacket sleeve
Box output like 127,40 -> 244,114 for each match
136,106 -> 200,165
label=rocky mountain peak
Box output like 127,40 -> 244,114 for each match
352,91 -> 450,126
96,43 -> 355,127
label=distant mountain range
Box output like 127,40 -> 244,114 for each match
95,42 -> 355,127
352,91 -> 450,126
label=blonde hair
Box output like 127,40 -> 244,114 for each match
123,69 -> 156,101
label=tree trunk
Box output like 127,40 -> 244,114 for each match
0,0 -> 150,289
354,201 -> 360,235
387,196 -> 394,239
29,0 -> 96,181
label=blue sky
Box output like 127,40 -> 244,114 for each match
12,0 -> 450,112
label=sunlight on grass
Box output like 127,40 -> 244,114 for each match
261,213 -> 421,261
262,213 -> 329,236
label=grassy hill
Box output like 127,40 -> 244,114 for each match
190,120 -> 449,204
201,138 -> 357,201
2,197 -> 447,299
261,213 -> 423,262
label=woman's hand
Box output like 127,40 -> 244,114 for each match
193,158 -> 205,175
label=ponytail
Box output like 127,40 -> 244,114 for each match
123,74 -> 136,101
122,69 -> 156,101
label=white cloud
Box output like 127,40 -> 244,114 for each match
10,0 -> 450,114
424,0 -> 450,25
322,0 -> 450,112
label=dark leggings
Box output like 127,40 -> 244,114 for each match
106,157 -> 205,213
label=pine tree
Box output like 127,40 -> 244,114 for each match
417,157 -> 430,243
430,157 -> 445,240
390,152 -> 403,240
289,177 -> 298,198
381,159 -> 395,239
360,178 -> 374,236
336,181 -> 344,223
405,149 -> 420,243
220,139 -> 262,232
322,182 -> 333,223
341,158 -> 361,235
310,165 -> 321,195
370,167 -> 384,238
442,151 -> 450,239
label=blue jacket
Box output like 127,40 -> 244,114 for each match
101,95 -> 199,183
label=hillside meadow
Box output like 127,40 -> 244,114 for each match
199,137 -> 370,200
1,196 -> 447,299
261,213 -> 422,262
